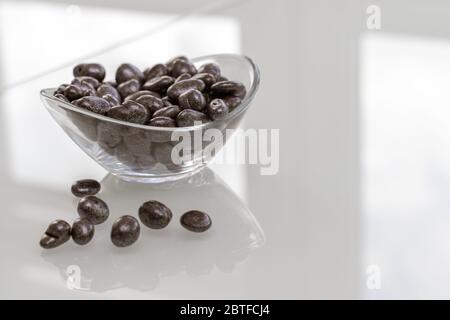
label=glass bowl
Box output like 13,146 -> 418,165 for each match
40,54 -> 260,183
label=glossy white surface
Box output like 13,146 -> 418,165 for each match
1,0 -> 450,299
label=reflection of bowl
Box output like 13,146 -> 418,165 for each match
41,168 -> 265,293
40,54 -> 260,183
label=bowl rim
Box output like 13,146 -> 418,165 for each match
40,53 -> 260,132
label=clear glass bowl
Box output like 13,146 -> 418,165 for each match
40,54 -> 260,183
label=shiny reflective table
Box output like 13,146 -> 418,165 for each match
1,0 -> 450,299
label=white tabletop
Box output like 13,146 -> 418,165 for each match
1,0 -> 450,299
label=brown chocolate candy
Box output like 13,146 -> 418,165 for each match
191,72 -> 216,88
124,90 -> 161,102
64,84 -> 84,101
135,95 -> 164,116
144,63 -> 168,81
148,116 -> 176,128
180,210 -> 212,233
72,76 -> 100,89
178,89 -> 206,111
207,98 -> 229,120
111,215 -> 140,247
73,63 -> 106,82
102,94 -> 121,107
107,100 -> 150,124
97,122 -> 122,149
142,75 -> 175,93
223,96 -> 242,111
77,195 -> 110,225
71,179 -> 101,197
152,105 -> 181,119
175,73 -> 191,82
176,109 -> 209,127
115,63 -> 144,84
54,93 -> 69,102
71,218 -> 95,245
138,200 -> 173,229
169,59 -> 197,78
72,96 -> 111,115
55,84 -> 68,95
167,79 -> 205,101
210,80 -> 246,99
40,220 -> 71,249
198,62 -> 221,78
166,55 -> 188,72
97,84 -> 121,102
117,79 -> 141,99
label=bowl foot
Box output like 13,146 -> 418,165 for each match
112,164 -> 208,184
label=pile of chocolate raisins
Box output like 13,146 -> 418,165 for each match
53,56 -> 246,127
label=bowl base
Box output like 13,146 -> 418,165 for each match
112,164 -> 208,184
